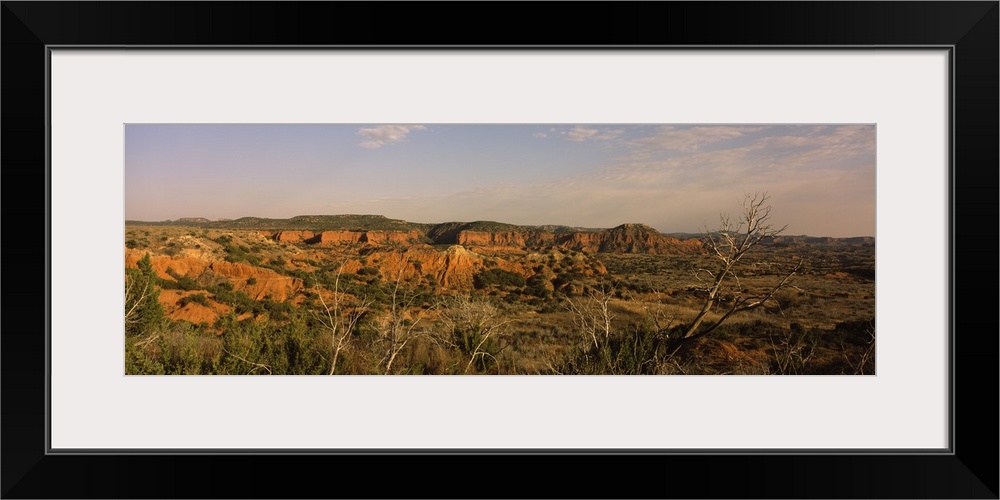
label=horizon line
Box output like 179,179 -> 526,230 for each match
124,213 -> 876,240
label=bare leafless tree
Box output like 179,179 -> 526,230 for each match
376,258 -> 430,374
125,254 -> 163,346
843,322 -> 876,375
671,193 -> 801,351
222,344 -> 273,375
565,281 -> 618,350
769,325 -> 817,375
438,295 -> 511,374
124,269 -> 152,329
315,263 -> 373,375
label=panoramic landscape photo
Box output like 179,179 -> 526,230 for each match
124,124 -> 875,375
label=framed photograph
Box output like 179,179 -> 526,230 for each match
4,2 -> 996,498
119,121 -> 875,380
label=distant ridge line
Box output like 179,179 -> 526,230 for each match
124,214 -> 874,243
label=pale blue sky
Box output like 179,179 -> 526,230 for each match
125,124 -> 876,237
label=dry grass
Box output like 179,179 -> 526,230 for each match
125,225 -> 875,375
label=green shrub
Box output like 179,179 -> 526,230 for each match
207,285 -> 262,315
177,293 -> 211,307
357,266 -> 380,276
525,274 -> 552,298
473,268 -> 526,289
161,267 -> 201,290
221,243 -> 260,265
287,269 -> 317,288
262,298 -> 293,321
125,253 -> 165,337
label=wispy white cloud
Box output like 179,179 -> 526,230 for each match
566,127 -> 598,141
358,125 -> 426,149
565,126 -> 624,142
130,124 -> 875,237
315,151 -> 873,237
628,126 -> 762,153
515,124 -> 876,235
336,125 -> 874,236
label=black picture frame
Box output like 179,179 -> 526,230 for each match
3,2 -> 997,498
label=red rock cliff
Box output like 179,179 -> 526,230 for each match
457,230 -> 526,249
310,230 -> 423,246
272,231 -> 315,243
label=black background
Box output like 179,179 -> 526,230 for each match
2,2 -> 997,498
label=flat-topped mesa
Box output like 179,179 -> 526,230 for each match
316,231 -> 364,245
264,230 -> 424,246
456,230 -> 526,248
261,222 -> 704,254
359,229 -> 426,245
315,229 -> 425,246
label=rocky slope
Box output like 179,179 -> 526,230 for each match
125,249 -> 304,324
560,223 -> 704,254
